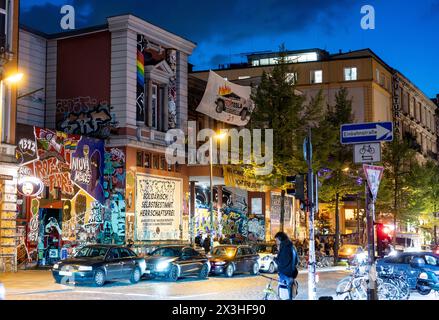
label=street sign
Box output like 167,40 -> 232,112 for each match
363,165 -> 384,200
0,174 -> 13,181
354,143 -> 381,164
341,122 -> 393,145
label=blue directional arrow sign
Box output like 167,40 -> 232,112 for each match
341,122 -> 393,145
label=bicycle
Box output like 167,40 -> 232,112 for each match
261,274 -> 280,300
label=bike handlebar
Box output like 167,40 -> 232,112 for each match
259,274 -> 280,282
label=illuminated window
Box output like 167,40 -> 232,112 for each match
287,72 -> 298,84
0,0 -> 6,50
260,58 -> 270,66
311,70 -> 323,84
252,60 -> 260,67
344,67 -> 357,81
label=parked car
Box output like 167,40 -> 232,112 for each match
252,243 -> 278,274
338,244 -> 365,264
376,252 -> 439,289
209,245 -> 260,277
143,245 -> 210,282
52,245 -> 146,287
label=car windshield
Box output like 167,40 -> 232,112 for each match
151,248 -> 181,257
213,247 -> 237,257
75,246 -> 108,258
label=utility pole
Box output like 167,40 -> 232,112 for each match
305,127 -> 317,301
365,182 -> 378,300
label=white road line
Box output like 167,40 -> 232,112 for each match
74,290 -> 218,299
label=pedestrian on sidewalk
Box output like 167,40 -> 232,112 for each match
203,234 -> 212,254
274,232 -> 299,300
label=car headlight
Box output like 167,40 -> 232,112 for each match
419,272 -> 429,280
78,266 -> 93,271
53,264 -> 59,269
215,261 -> 226,265
262,256 -> 271,261
156,261 -> 170,271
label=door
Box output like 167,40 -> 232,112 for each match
119,248 -> 136,276
235,248 -> 246,272
105,248 -> 123,280
180,248 -> 197,275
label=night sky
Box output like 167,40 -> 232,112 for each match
21,0 -> 439,98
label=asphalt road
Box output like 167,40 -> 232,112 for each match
1,268 -> 438,300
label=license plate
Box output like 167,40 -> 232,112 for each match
145,270 -> 151,274
59,271 -> 72,276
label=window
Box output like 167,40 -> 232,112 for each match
153,155 -> 159,169
252,60 -> 260,67
237,248 -> 244,256
376,69 -> 380,83
260,58 -> 269,66
151,84 -> 158,129
119,248 -> 132,258
0,0 -> 6,50
144,154 -> 150,168
287,72 -> 298,84
425,255 -> 438,266
311,70 -> 323,84
344,67 -> 357,81
160,156 -> 166,170
136,151 -> 143,167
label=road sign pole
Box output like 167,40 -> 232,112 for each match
365,172 -> 378,300
305,128 -> 317,301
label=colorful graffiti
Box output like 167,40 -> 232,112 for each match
56,97 -> 117,139
103,147 -> 126,244
166,49 -> 177,129
28,199 -> 40,243
136,35 -> 146,122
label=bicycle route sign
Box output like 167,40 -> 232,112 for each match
354,143 -> 381,164
341,122 -> 393,145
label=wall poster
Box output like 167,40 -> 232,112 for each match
135,174 -> 182,241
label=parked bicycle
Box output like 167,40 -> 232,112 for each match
261,274 -> 280,300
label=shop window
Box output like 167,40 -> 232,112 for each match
310,70 -> 322,84
160,156 -> 166,170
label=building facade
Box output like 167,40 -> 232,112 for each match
0,0 -> 19,272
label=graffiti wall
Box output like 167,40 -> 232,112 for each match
56,97 -> 117,139
16,126 -> 110,251
103,147 -> 126,244
194,186 -> 250,241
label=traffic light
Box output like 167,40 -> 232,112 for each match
286,174 -> 305,201
376,223 -> 393,257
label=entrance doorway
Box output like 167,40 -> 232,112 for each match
37,209 -> 62,266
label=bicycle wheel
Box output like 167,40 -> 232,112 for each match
378,282 -> 400,300
263,289 -> 279,300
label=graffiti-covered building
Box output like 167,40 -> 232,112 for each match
16,15 -> 196,265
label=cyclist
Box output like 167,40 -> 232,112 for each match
274,232 -> 299,300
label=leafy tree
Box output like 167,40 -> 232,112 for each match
319,87 -> 362,262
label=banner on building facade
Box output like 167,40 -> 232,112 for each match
223,166 -> 270,192
135,174 -> 182,241
196,71 -> 254,126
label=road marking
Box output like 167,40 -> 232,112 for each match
74,290 -> 218,299
8,289 -> 74,296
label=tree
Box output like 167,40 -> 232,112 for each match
319,87 -> 361,263
379,135 -> 418,237
242,45 -> 334,233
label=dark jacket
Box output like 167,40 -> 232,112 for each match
274,239 -> 295,278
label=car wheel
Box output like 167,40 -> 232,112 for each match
168,265 -> 180,282
250,262 -> 259,275
417,286 -> 432,296
240,108 -> 248,121
198,264 -> 209,279
268,263 -> 275,274
130,267 -> 141,284
93,269 -> 106,287
225,264 -> 234,278
216,100 -> 225,113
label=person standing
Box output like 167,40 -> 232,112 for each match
274,232 -> 299,300
203,234 -> 212,254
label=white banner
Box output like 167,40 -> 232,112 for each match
196,71 -> 254,126
135,174 -> 182,241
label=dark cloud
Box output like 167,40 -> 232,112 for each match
21,0 -> 356,42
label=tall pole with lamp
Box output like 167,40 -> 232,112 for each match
209,132 -> 227,252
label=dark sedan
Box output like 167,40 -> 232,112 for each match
209,245 -> 260,277
52,245 -> 146,287
144,246 -> 210,281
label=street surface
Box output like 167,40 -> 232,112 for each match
1,267 -> 438,300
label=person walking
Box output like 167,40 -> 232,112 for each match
274,232 -> 299,300
203,234 -> 212,254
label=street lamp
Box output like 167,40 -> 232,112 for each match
209,131 -> 227,252
0,72 -> 24,142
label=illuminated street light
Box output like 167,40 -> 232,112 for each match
0,72 -> 24,143
4,72 -> 24,84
